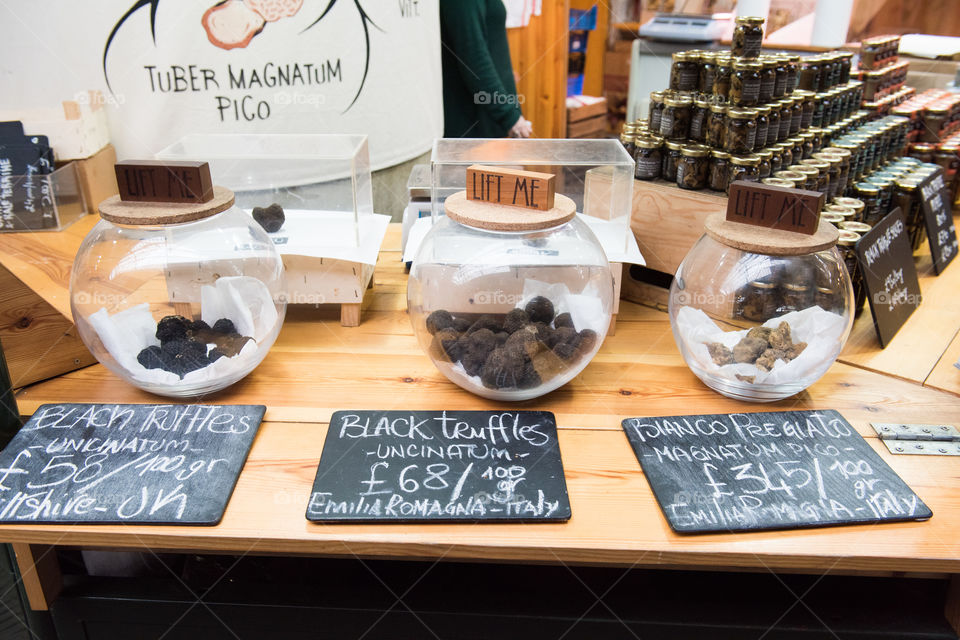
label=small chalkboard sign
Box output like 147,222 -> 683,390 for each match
918,168 -> 958,275
307,410 -> 570,523
622,410 -> 931,534
855,208 -> 922,348
0,403 -> 264,525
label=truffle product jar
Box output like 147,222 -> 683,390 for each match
706,103 -> 728,148
835,229 -> 866,315
662,140 -> 684,181
893,179 -> 926,251
620,130 -> 637,158
867,177 -> 894,218
772,56 -> 789,98
813,153 -> 844,198
776,100 -> 793,142
853,182 -> 883,225
833,196 -> 865,222
408,193 -> 612,401
766,107 -> 782,147
699,51 -> 718,93
755,106 -> 770,147
788,138 -> 805,166
785,55 -> 800,94
768,144 -> 783,172
670,51 -> 700,92
649,91 -> 665,131
794,90 -> 816,129
759,58 -> 777,103
677,144 -> 711,190
70,186 -> 288,397
798,58 -> 821,91
801,159 -> 831,196
732,16 -> 764,58
713,55 -> 734,99
669,214 -> 853,401
798,132 -> 815,160
724,108 -> 758,154
788,164 -> 820,191
709,150 -> 731,192
788,96 -> 803,135
689,96 -> 712,142
774,142 -> 794,169
756,149 -> 773,179
762,177 -> 796,189
659,95 -> 693,140
633,135 -> 663,180
727,154 -> 761,192
838,51 -> 854,84
730,60 -> 762,106
773,170 -> 804,187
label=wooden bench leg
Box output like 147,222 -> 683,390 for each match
340,303 -> 362,327
11,543 -> 62,611
947,574 -> 960,636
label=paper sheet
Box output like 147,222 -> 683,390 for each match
262,210 -> 391,265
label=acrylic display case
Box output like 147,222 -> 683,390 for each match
0,163 -> 86,232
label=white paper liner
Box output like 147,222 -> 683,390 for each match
676,305 -> 847,385
87,276 -> 279,388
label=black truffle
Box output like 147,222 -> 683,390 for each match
212,318 -> 236,334
480,347 -> 527,389
549,326 -> 578,349
208,349 -> 226,363
553,312 -> 574,329
137,346 -> 165,369
503,308 -> 529,333
425,310 -> 455,335
468,314 -> 502,334
252,203 -> 285,233
156,315 -> 189,343
186,319 -> 210,333
160,339 -> 209,377
494,331 -> 509,345
524,296 -> 555,324
553,342 -> 578,360
452,317 -> 473,333
578,329 -> 599,354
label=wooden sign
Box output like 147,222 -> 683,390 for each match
622,410 -> 931,534
116,160 -> 214,204
726,180 -> 825,235
0,403 -> 264,525
307,410 -> 570,523
855,209 -> 922,348
918,168 -> 958,275
466,165 -> 556,211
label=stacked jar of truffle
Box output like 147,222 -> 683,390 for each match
857,35 -> 916,114
628,16 -> 864,195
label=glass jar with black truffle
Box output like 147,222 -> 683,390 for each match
713,55 -> 734,100
801,159 -> 831,196
754,106 -> 770,149
765,104 -> 781,147
649,91 -> 665,131
798,132 -> 815,160
771,56 -> 788,98
732,16 -> 764,58
788,137 -> 805,165
709,150 -> 731,192
677,144 -> 711,190
620,128 -> 637,158
894,179 -> 925,251
662,140 -> 684,182
798,58 -> 821,91
808,128 -> 826,154
659,95 -> 693,140
706,103 -> 728,148
774,142 -> 793,168
409,199 -> 613,401
755,149 -> 773,179
730,59 -> 762,106
759,58 -> 776,103
785,55 -> 800,93
724,108 -> 758,154
788,96 -> 803,135
699,51 -> 718,93
727,154 -> 761,193
833,196 -> 865,222
690,96 -> 711,143
813,153 -> 843,198
768,144 -> 783,172
838,51 -> 853,84
670,51 -> 700,92
633,135 -> 663,180
776,99 -> 792,142
853,182 -> 883,225
794,90 -> 815,128
788,164 -> 820,191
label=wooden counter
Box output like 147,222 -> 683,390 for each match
1,222 -> 959,633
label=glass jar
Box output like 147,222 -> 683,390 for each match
677,144 -> 711,190
649,91 -> 665,131
785,55 -> 800,94
633,135 -> 663,180
730,59 -> 762,106
835,229 -> 866,315
768,144 -> 783,172
820,211 -> 845,226
662,140 -> 684,181
756,149 -> 773,179
706,103 -> 728,148
772,170 -> 804,188
893,178 -> 925,251
774,142 -> 793,168
408,204 -> 613,401
772,56 -> 788,98
807,127 -> 826,153
70,188 -> 288,397
754,106 -> 770,149
727,154 -> 761,192
819,54 -> 839,91
765,104 -> 781,147
669,220 -> 854,401
732,16 -> 765,58
759,58 -> 777,103
709,150 -> 731,192
713,55 -> 734,99
794,90 -> 816,129
690,96 -> 711,142
853,182 -> 883,225
812,153 -> 843,198
788,164 -> 819,191
788,96 -> 803,135
699,51 -> 718,93
801,159 -> 831,196
788,137 -> 805,165
724,108 -> 758,153
620,131 -> 637,159
798,132 -> 815,160
838,51 -> 853,84
867,177 -> 894,218
823,204 -> 856,224
762,177 -> 797,189
811,92 -> 827,128
777,99 -> 792,142
670,51 -> 700,92
798,58 -> 821,91
660,95 -> 693,140
833,196 -> 865,222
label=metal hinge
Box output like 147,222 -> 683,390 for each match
871,423 -> 960,456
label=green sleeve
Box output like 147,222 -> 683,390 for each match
440,0 -> 522,132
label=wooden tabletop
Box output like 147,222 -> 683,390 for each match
2,222 -> 960,575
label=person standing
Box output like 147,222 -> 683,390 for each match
440,0 -> 533,138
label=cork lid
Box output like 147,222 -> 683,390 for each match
705,213 -> 840,255
98,185 -> 235,226
444,190 -> 576,232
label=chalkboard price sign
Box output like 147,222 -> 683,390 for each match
307,410 -> 571,523
622,410 -> 931,534
855,208 -> 922,348
919,168 -> 958,275
0,403 -> 264,525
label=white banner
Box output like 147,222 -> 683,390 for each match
0,0 -> 442,170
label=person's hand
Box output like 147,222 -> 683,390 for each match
509,115 -> 533,138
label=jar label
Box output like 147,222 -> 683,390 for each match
635,156 -> 660,179
741,79 -> 761,103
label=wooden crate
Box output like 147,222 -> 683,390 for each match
622,179 -> 727,307
0,265 -> 96,388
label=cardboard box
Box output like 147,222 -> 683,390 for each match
63,144 -> 118,212
0,91 -> 111,162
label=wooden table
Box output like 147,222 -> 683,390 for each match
1,222 -> 959,635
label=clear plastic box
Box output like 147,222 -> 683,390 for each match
0,163 -> 86,232
156,134 -> 373,247
430,138 -> 635,256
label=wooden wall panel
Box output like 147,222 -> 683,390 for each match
570,0 -> 610,97
507,1 -> 571,139
850,0 -> 960,41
